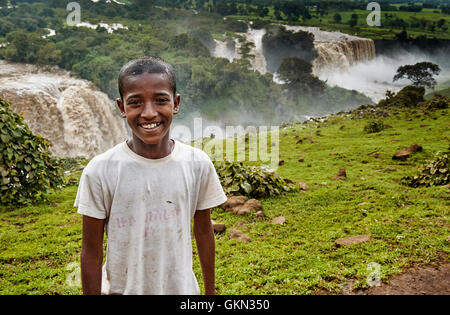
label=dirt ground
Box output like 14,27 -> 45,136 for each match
341,263 -> 450,295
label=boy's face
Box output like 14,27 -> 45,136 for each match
117,72 -> 180,148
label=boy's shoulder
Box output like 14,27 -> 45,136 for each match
82,142 -> 125,174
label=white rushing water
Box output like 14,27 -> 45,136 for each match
212,23 -> 450,102
0,61 -> 127,158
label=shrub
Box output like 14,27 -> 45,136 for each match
401,149 -> 449,187
0,98 -> 64,205
422,94 -> 449,110
213,160 -> 297,198
377,85 -> 425,108
363,120 -> 385,134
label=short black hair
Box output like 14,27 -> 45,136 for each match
118,56 -> 177,100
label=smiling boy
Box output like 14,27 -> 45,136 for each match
74,56 -> 227,295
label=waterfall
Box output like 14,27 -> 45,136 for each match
282,25 -> 376,75
212,24 -> 376,77
212,38 -> 237,61
0,61 -> 127,158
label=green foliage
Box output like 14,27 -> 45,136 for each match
377,85 -> 425,108
363,120 -> 385,134
402,149 -> 449,187
393,62 -> 441,89
262,25 -> 317,73
213,160 -> 297,198
0,98 -> 64,205
277,56 -> 325,95
422,94 -> 450,109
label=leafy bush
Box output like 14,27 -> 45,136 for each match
213,160 -> 297,198
377,85 -> 425,108
0,98 -> 64,205
363,120 -> 385,134
401,149 -> 449,187
422,94 -> 449,110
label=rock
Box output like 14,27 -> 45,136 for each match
373,153 -> 381,158
339,125 -> 345,130
330,152 -> 339,155
220,196 -> 248,212
298,157 -> 304,162
335,234 -> 371,246
228,229 -> 250,242
299,182 -> 308,191
393,144 -> 423,161
320,182 -> 328,186
254,211 -> 264,218
271,216 -> 286,225
278,160 -> 285,166
221,196 -> 263,216
211,220 -> 226,233
296,139 -> 303,144
333,168 -> 347,180
385,166 -> 397,172
236,199 -> 263,215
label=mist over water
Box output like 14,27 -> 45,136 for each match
318,49 -> 450,102
0,61 -> 128,158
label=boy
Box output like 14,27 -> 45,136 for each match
74,56 -> 227,295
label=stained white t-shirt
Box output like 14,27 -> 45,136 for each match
74,140 -> 227,295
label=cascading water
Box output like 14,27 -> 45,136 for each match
282,25 -> 376,75
0,60 -> 127,158
212,25 -> 376,77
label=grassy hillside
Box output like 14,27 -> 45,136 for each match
0,105 -> 448,294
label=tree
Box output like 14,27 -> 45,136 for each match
277,57 -> 325,95
393,62 -> 441,89
349,13 -> 358,28
333,13 -> 342,24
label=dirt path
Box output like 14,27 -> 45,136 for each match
342,263 -> 450,295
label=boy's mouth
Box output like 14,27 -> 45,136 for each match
140,122 -> 162,130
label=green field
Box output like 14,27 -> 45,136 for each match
1,105 -> 448,294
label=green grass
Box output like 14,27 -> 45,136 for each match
1,106 -> 449,294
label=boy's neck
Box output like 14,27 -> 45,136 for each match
127,136 -> 174,160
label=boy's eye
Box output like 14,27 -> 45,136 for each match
128,100 -> 141,105
156,98 -> 169,103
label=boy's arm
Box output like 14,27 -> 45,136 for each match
81,215 -> 105,295
193,209 -> 215,295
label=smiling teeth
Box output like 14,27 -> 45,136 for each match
142,122 -> 161,129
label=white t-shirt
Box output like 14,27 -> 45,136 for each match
74,140 -> 227,295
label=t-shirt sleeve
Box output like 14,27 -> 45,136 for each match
196,158 -> 227,210
73,161 -> 107,219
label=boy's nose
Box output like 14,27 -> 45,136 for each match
140,101 -> 158,119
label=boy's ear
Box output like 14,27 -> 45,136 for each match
173,94 -> 180,115
116,98 -> 126,118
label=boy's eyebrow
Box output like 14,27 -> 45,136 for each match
126,93 -> 141,100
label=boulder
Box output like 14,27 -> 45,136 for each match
271,216 -> 286,225
220,196 -> 263,216
393,144 -> 422,160
228,229 -> 250,242
220,196 -> 247,212
235,199 -> 263,215
254,211 -> 265,218
335,234 -> 371,246
333,168 -> 347,180
211,220 -> 226,233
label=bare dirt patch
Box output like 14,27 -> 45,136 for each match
342,263 -> 450,295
